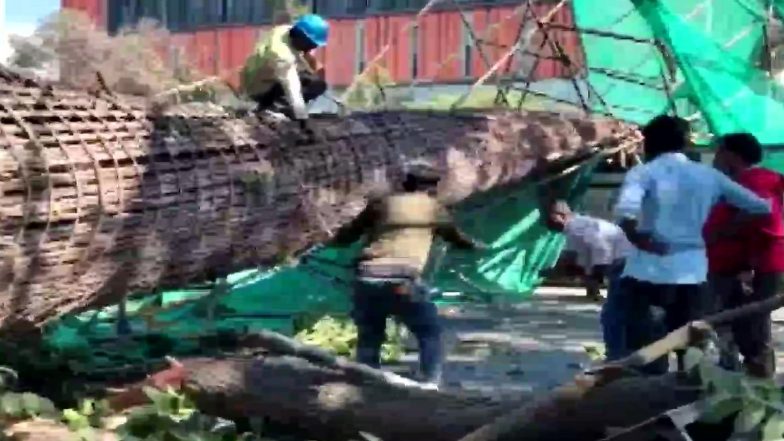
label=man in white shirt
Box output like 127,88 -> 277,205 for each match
613,115 -> 771,374
547,200 -> 633,360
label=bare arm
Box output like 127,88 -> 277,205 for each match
303,51 -> 325,78
330,201 -> 379,246
276,60 -> 309,120
434,206 -> 485,250
436,224 -> 482,250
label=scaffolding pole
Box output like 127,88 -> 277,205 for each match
338,0 -> 444,106
449,0 -> 569,111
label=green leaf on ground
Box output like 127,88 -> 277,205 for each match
734,402 -> 767,434
684,347 -> 704,371
1,392 -> 23,417
762,414 -> 784,441
700,392 -> 744,424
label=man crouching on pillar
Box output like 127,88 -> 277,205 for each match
241,14 -> 329,131
329,160 -> 487,390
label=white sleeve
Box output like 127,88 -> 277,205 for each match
564,231 -> 592,273
277,60 -> 309,120
614,165 -> 648,221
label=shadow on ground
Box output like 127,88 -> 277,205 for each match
388,288 -> 604,396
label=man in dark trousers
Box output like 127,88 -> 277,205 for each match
705,132 -> 784,378
330,160 -> 486,389
613,116 -> 771,375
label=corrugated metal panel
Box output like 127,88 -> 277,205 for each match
167,33 -> 191,74
194,30 -> 219,76
216,26 -> 258,86
387,16 -> 412,83
167,26 -> 271,88
166,31 -> 213,77
60,2 -> 581,87
62,0 -> 106,27
466,4 -> 584,82
466,6 -> 514,78
418,11 -> 462,81
365,16 -> 389,79
323,19 -> 357,87
531,4 -> 566,80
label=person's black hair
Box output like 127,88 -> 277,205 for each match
717,132 -> 763,165
641,114 -> 690,156
402,173 -> 439,192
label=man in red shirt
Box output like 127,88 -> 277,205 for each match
704,132 -> 784,378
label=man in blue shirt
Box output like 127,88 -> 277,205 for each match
614,115 -> 771,374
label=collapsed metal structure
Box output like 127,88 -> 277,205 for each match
0,67 -> 636,334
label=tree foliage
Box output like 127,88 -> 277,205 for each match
0,364 -> 275,440
295,315 -> 407,363
5,9 -> 228,99
688,347 -> 784,440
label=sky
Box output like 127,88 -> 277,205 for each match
1,0 -> 60,62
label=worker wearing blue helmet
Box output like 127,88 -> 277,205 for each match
241,14 -> 329,127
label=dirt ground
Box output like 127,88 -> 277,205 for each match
391,286 -> 784,395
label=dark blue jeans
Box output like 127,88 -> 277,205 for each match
600,260 -> 628,361
351,280 -> 443,383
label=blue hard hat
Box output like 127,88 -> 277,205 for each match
293,14 -> 330,47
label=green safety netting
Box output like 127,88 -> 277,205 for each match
34,0 -> 784,373
574,0 -> 784,169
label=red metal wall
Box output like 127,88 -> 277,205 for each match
61,1 -> 583,89
62,0 -> 106,28
322,19 -> 357,87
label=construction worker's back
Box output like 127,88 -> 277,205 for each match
241,15 -> 329,121
241,25 -> 301,98
359,192 -> 450,277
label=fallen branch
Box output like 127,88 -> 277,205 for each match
152,75 -> 222,99
102,325 -> 703,441
458,294 -> 784,441
608,293 -> 784,372
232,331 -> 434,390
455,373 -> 700,441
598,402 -> 703,441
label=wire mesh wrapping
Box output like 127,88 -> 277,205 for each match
0,67 -> 637,334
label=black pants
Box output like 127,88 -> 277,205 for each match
251,70 -> 327,118
622,277 -> 706,375
708,272 -> 780,378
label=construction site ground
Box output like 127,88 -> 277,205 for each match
389,287 -> 784,396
